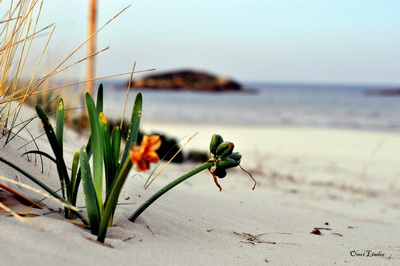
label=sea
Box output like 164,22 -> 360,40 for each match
100,81 -> 400,133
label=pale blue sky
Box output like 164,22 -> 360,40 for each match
37,0 -> 400,85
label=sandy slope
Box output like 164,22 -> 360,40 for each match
0,113 -> 399,265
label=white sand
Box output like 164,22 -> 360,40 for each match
0,110 -> 399,265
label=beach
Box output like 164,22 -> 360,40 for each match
0,111 -> 399,265
1,0 -> 399,264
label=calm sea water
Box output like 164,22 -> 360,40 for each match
101,82 -> 400,132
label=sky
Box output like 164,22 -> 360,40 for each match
32,0 -> 400,85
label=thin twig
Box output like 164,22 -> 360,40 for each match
0,202 -> 43,230
144,132 -> 198,189
120,62 -> 136,129
0,176 -> 79,212
239,164 -> 257,190
2,68 -> 155,104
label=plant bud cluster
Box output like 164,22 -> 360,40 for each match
209,134 -> 242,178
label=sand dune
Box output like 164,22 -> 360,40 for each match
0,112 -> 399,265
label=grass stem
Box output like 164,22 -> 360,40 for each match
129,161 -> 213,222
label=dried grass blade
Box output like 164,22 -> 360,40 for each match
0,202 -> 43,230
0,182 -> 42,209
1,68 -> 155,104
120,62 -> 137,129
144,132 -> 198,189
0,175 -> 79,212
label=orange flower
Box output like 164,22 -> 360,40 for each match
130,135 -> 161,172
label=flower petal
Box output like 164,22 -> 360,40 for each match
147,135 -> 161,151
130,135 -> 161,172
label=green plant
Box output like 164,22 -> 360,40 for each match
78,86 -> 143,242
0,156 -> 87,223
0,84 -> 147,242
19,86 -> 106,220
0,1 -> 162,243
0,91 -> 95,224
128,134 -> 256,222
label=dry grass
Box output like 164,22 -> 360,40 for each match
0,1 -> 154,229
0,1 -> 152,139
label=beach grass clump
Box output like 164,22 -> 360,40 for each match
0,1 -> 141,147
78,86 -> 145,242
0,84 -> 147,242
33,85 -> 148,242
0,0 -> 54,139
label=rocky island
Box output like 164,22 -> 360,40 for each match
364,88 -> 400,96
128,69 -> 242,91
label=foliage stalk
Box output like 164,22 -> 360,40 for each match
129,161 -> 213,222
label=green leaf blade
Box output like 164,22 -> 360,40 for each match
97,158 -> 133,243
35,105 -> 70,198
55,99 -> 65,152
70,151 -> 80,204
111,126 -> 121,171
119,92 -> 142,171
99,112 -> 114,194
96,84 -> 104,114
85,93 -> 104,208
79,146 -> 101,235
0,157 -> 88,225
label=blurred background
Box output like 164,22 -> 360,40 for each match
36,0 -> 400,85
25,1 -> 400,131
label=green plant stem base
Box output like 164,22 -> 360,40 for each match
129,161 -> 214,222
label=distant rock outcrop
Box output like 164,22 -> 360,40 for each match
128,70 -> 242,91
364,88 -> 400,96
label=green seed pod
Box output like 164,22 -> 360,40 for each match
217,158 -> 239,169
209,134 -> 224,155
213,167 -> 227,178
228,152 -> 242,162
216,141 -> 234,158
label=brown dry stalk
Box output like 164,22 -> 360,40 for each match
6,1 -> 47,129
0,202 -> 43,230
0,176 -> 79,212
2,45 -> 109,102
233,231 -> 295,245
0,182 -> 42,208
0,3 -> 132,129
0,44 -> 109,126
3,68 -> 155,104
0,209 -> 39,217
0,0 -> 47,129
120,62 -> 137,129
